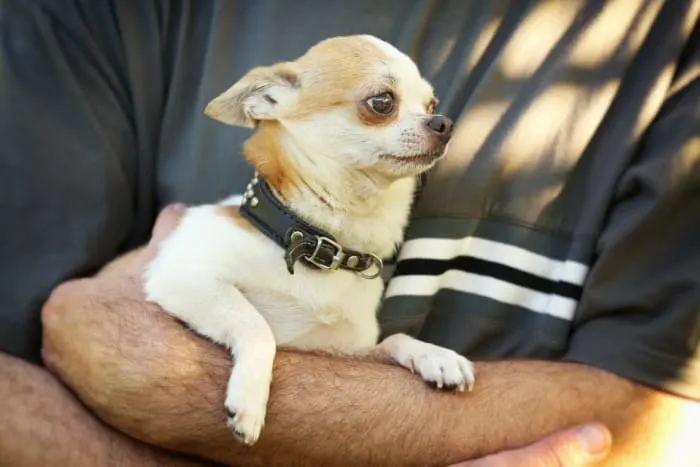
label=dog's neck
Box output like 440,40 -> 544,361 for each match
243,122 -> 417,258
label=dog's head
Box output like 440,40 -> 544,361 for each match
205,35 -> 452,181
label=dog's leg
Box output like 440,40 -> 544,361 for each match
220,295 -> 277,446
145,281 -> 275,446
373,333 -> 475,392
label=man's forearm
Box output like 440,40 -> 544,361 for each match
0,352 -> 212,467
41,263 -> 698,467
75,335 -> 694,467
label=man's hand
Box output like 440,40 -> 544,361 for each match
41,204 -> 232,445
0,351 -> 215,467
0,203 -> 214,467
453,423 -> 612,467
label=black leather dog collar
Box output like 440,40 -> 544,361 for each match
238,174 -> 383,279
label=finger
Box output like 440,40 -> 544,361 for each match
455,423 -> 612,467
121,203 -> 187,274
150,203 -> 187,245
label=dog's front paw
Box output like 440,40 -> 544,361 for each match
379,334 -> 475,392
409,345 -> 475,392
224,366 -> 272,446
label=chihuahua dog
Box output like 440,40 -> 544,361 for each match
137,35 -> 474,446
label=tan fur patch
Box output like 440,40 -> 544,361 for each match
285,37 -> 398,124
243,121 -> 302,199
215,205 -> 259,232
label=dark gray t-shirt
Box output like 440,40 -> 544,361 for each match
2,0 -> 699,400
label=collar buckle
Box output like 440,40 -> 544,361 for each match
306,236 -> 345,270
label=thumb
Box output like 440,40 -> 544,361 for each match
458,423 -> 612,467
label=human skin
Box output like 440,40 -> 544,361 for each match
40,206 -> 699,467
0,353 -> 213,466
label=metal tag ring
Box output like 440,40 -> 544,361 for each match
357,253 -> 383,280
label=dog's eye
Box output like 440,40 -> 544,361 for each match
366,93 -> 394,115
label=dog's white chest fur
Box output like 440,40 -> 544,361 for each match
143,190 -> 403,355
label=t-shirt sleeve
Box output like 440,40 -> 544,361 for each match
0,0 -> 136,363
563,24 -> 700,400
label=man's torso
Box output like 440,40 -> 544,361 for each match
1,0 -> 693,363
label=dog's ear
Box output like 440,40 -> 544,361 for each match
204,62 -> 300,128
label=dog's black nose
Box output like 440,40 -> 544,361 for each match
426,115 -> 454,143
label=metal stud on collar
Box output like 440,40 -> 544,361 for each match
244,173 -> 260,207
241,172 -> 384,279
290,231 -> 304,243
